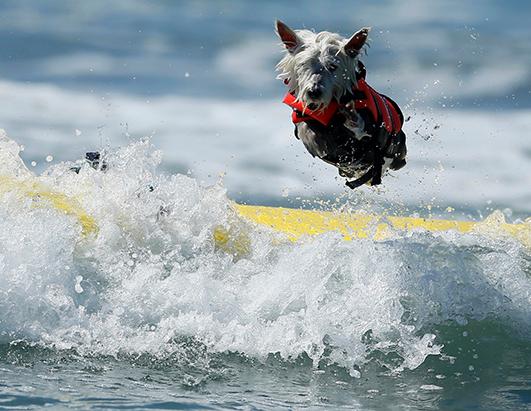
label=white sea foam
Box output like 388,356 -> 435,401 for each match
1,133 -> 529,376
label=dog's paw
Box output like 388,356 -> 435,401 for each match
390,157 -> 406,171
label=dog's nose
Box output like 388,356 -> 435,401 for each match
307,85 -> 322,99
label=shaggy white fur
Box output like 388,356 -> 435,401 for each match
276,28 -> 366,111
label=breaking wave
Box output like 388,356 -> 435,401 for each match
0,132 -> 529,378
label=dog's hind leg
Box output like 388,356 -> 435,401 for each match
387,131 -> 407,171
344,168 -> 375,189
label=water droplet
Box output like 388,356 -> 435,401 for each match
420,384 -> 443,391
74,276 -> 84,294
46,155 -> 53,162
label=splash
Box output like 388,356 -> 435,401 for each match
0,131 -> 529,377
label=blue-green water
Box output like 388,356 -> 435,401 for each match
0,323 -> 529,410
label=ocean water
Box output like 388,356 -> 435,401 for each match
0,1 -> 530,410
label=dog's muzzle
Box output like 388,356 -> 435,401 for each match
283,92 -> 339,126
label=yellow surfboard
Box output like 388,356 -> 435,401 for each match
212,204 -> 529,258
0,175 -> 98,236
1,174 -> 529,252
234,204 -> 529,245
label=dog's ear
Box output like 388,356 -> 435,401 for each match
344,27 -> 370,57
275,20 -> 301,53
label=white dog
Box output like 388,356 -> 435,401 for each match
275,20 -> 407,189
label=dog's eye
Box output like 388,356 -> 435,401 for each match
327,63 -> 338,72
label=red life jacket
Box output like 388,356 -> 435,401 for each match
283,77 -> 403,135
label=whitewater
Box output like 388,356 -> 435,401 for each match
1,131 -> 530,409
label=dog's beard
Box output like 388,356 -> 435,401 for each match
294,82 -> 347,112
286,69 -> 358,112
297,96 -> 329,112
301,88 -> 332,112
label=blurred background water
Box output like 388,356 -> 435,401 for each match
0,1 -> 530,410
0,0 -> 529,215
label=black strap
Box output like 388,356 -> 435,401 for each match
370,152 -> 385,185
346,136 -> 394,189
345,167 -> 376,189
356,61 -> 367,81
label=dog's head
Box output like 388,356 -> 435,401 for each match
275,20 -> 369,111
